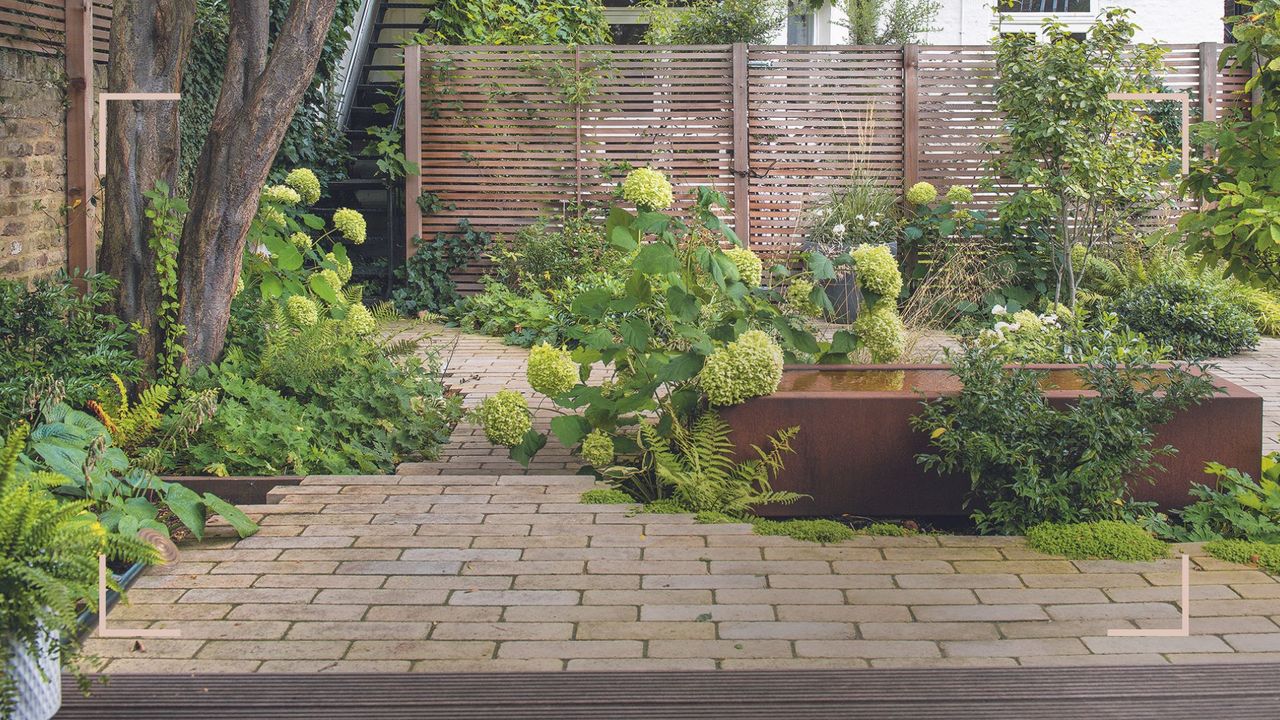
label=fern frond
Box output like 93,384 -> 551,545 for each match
370,300 -> 400,323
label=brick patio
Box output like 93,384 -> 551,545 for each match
81,331 -> 1280,671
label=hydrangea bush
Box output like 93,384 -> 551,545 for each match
527,343 -> 578,397
474,390 -> 532,447
620,167 -> 674,211
701,330 -> 784,406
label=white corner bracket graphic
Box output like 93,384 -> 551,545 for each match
1107,553 -> 1191,637
97,554 -> 181,639
96,93 -> 183,176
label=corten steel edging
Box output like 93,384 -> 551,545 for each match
719,365 -> 1263,519
160,476 -> 303,505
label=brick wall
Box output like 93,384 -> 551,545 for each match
0,48 -> 104,283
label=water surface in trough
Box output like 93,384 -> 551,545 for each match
777,368 -> 1167,394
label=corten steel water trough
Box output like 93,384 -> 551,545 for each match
718,365 -> 1263,519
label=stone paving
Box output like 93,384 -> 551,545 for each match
81,330 -> 1280,672
1215,337 -> 1280,453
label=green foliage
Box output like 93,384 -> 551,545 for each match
838,0 -> 940,44
1112,276 -> 1259,358
0,425 -> 157,715
1204,539 -> 1280,575
143,181 -> 189,380
803,177 -> 900,257
1180,0 -> 1280,286
1026,521 -> 1168,562
1157,456 -> 1280,543
492,212 -> 630,290
22,403 -> 258,541
422,0 -> 611,45
179,0 -> 361,191
913,345 -> 1219,534
1227,282 -> 1280,336
989,10 -> 1176,307
643,0 -> 785,44
977,307 -> 1169,364
850,245 -> 906,362
580,488 -> 636,504
449,279 -> 559,346
639,412 -> 802,517
0,272 -> 141,432
393,221 -> 492,315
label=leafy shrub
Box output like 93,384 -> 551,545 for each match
1226,283 -> 1280,336
474,390 -> 532,447
1112,276 -> 1259,358
580,488 -> 636,504
803,177 -> 899,257
492,213 -> 628,290
393,220 -> 492,315
450,280 -> 558,346
1204,539 -> 1280,575
1026,521 -> 1167,562
0,272 -> 141,431
643,0 -> 784,45
0,426 -> 157,715
978,306 -> 1168,364
639,413 -> 801,516
913,345 -> 1218,534
1154,457 -> 1280,543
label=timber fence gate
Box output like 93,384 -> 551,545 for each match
406,42 -> 1248,292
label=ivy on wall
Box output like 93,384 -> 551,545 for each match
178,0 -> 362,193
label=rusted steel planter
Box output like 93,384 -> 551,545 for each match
719,365 -> 1263,519
161,476 -> 303,505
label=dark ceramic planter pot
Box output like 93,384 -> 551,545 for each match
802,241 -> 896,324
720,364 -> 1263,519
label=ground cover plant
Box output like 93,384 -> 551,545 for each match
1026,520 -> 1168,562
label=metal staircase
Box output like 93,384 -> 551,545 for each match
324,0 -> 435,296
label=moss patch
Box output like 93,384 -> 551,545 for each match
580,488 -> 636,505
1026,521 -> 1167,562
1205,539 -> 1280,575
640,498 -> 688,514
858,522 -> 916,537
694,512 -> 855,543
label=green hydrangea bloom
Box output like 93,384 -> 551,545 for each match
258,205 -> 286,228
527,343 -> 578,397
262,184 -> 301,206
1010,309 -> 1043,332
701,329 -> 784,406
786,278 -> 823,317
620,167 -> 674,211
474,390 -> 532,447
580,429 -> 615,467
344,302 -> 377,336
723,246 -> 763,287
284,295 -> 320,327
325,251 -> 353,283
853,303 -> 905,362
945,185 -> 973,204
333,208 -> 367,244
285,168 -> 321,205
852,244 -> 903,299
905,181 -> 938,206
234,275 -> 244,297
289,231 -> 313,250
316,268 -> 345,304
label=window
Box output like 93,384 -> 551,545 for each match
1004,0 -> 1090,11
787,12 -> 814,45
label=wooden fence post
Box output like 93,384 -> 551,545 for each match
1199,41 -> 1219,123
902,44 -> 920,190
404,44 -> 422,259
732,42 -> 749,247
65,0 -> 95,276
573,46 -> 582,208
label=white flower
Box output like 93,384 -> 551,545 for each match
855,214 -> 865,221
994,321 -> 1019,335
815,207 -> 826,217
992,304 -> 1007,315
831,223 -> 846,235
1039,314 -> 1059,327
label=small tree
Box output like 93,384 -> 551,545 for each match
838,0 -> 940,44
1179,0 -> 1280,287
643,0 -> 787,45
988,10 -> 1176,307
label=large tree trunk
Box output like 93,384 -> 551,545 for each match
177,0 -> 338,367
98,0 -> 196,375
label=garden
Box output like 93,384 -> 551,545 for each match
6,0 -> 1280,716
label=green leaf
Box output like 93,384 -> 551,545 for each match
806,252 -> 836,281
828,330 -> 858,354
309,273 -> 338,304
301,213 -> 326,230
550,415 -> 591,448
621,317 -> 651,350
772,318 -> 821,354
571,287 -> 613,319
634,243 -> 679,274
202,493 -> 260,538
276,244 -> 303,272
260,274 -> 283,299
659,352 -> 704,383
164,485 -> 207,540
509,429 -> 547,467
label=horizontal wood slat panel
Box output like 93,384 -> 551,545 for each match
413,44 -> 1252,289
0,0 -> 110,62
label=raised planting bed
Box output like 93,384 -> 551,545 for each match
719,365 -> 1262,519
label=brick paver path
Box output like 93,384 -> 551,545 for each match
1215,337 -> 1280,453
82,330 -> 1280,671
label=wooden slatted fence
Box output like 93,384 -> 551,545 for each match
0,0 -> 110,63
408,43 -> 1250,292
